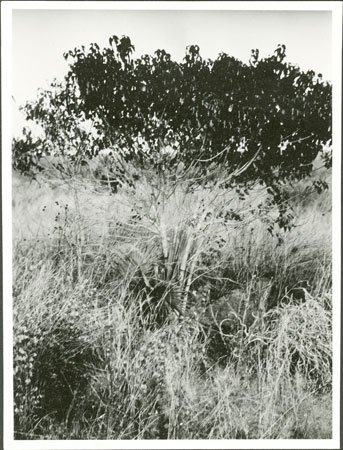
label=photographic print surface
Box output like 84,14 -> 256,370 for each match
2,2 -> 341,449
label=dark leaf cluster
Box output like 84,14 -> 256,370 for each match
62,36 -> 331,181
13,35 -> 332,218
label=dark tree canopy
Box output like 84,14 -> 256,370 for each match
14,36 -> 331,187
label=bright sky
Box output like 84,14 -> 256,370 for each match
12,8 -> 332,135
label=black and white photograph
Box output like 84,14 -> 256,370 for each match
2,1 -> 342,449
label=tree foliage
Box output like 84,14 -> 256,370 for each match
13,36 -> 331,188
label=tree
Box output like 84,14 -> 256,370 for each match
12,36 -> 332,324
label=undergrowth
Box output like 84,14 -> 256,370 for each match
12,160 -> 332,439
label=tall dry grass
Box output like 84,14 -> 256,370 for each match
12,159 -> 332,439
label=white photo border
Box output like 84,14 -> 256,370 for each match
2,2 -> 342,449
